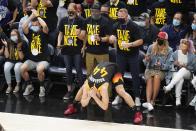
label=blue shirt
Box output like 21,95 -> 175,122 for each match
162,24 -> 188,51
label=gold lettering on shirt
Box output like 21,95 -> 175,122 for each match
64,24 -> 78,46
37,1 -> 47,18
155,8 -> 166,25
31,34 -> 42,54
87,24 -> 100,46
117,29 -> 130,51
84,9 -> 91,18
109,7 -> 118,19
14,48 -> 19,60
170,0 -> 182,3
127,0 -> 138,5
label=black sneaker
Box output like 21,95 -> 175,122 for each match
63,92 -> 73,100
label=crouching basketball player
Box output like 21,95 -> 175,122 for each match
64,62 -> 143,124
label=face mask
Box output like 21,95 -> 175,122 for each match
30,26 -> 39,32
26,10 -> 32,16
118,18 -> 125,24
157,39 -> 164,46
173,19 -> 180,27
10,36 -> 18,42
92,13 -> 101,20
68,11 -> 75,17
158,0 -> 165,2
86,0 -> 93,4
181,43 -> 188,50
137,21 -> 146,27
101,13 -> 108,18
191,24 -> 196,30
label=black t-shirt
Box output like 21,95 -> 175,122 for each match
139,24 -> 159,52
25,29 -> 50,62
126,0 -> 147,17
150,1 -> 169,28
167,0 -> 188,16
36,0 -> 59,31
105,1 -> 126,20
113,20 -> 142,56
58,16 -> 84,55
81,3 -> 92,19
6,41 -> 28,62
87,61 -> 121,89
84,16 -> 111,54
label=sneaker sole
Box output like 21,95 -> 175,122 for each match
23,88 -> 34,96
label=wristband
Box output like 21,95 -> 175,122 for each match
131,42 -> 133,47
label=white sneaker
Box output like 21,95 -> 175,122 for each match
176,97 -> 181,106
135,97 -> 141,106
39,87 -> 45,97
112,95 -> 122,105
190,96 -> 196,106
163,86 -> 172,93
6,87 -> 12,94
142,102 -> 154,111
13,86 -> 20,93
23,86 -> 34,96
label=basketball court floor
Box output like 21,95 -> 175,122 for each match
0,86 -> 196,131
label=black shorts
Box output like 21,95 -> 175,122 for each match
112,73 -> 124,87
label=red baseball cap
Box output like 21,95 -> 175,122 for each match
158,32 -> 168,40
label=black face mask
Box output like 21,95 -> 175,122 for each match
92,14 -> 101,20
101,13 -> 108,18
157,39 -> 164,46
26,10 -> 32,16
118,18 -> 125,24
68,11 -> 75,17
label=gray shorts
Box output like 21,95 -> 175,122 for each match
24,60 -> 50,71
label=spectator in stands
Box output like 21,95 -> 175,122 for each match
0,27 -> 6,67
21,9 -> 50,97
7,0 -> 23,25
1,29 -> 27,94
190,64 -> 196,107
125,0 -> 147,20
34,0 -> 59,47
81,0 -> 95,19
109,8 -> 143,106
136,12 -> 159,53
186,19 -> 196,53
164,39 -> 195,106
105,0 -> 126,21
57,3 -> 86,100
142,32 -> 173,111
150,0 -> 169,29
18,2 -> 33,43
162,12 -> 188,51
167,0 -> 188,24
0,0 -> 11,33
84,4 -> 112,77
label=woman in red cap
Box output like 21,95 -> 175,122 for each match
142,32 -> 173,111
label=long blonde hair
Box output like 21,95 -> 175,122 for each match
151,39 -> 169,57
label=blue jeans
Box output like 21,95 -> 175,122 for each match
64,54 -> 83,88
116,54 -> 140,97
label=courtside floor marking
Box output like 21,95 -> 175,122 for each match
0,112 -> 190,131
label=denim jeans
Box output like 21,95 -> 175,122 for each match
116,53 -> 140,97
64,54 -> 83,88
4,61 -> 23,84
